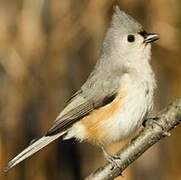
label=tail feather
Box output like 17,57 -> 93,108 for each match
5,131 -> 66,171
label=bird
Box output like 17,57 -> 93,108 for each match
6,6 -> 159,171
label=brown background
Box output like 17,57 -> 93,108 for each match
0,0 -> 181,180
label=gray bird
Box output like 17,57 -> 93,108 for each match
6,6 -> 159,171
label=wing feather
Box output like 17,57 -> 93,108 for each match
46,92 -> 117,136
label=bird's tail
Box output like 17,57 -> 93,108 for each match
5,131 -> 66,171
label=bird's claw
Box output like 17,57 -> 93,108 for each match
108,155 -> 121,170
101,147 -> 123,175
142,116 -> 159,127
143,116 -> 171,137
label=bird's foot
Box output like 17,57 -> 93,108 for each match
101,147 -> 123,175
142,116 -> 171,137
142,116 -> 159,127
107,155 -> 121,170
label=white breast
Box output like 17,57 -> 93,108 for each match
102,73 -> 155,144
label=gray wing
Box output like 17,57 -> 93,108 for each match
46,90 -> 117,136
45,64 -> 123,136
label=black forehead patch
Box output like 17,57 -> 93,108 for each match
139,30 -> 148,38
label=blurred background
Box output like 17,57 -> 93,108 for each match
0,0 -> 181,180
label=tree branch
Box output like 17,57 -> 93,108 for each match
85,98 -> 181,180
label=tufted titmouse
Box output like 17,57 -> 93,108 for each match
6,6 -> 159,171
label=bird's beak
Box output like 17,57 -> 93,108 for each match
144,33 -> 159,43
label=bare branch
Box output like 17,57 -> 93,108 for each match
85,98 -> 181,180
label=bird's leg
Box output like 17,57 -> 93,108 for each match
101,146 -> 122,173
142,116 -> 171,136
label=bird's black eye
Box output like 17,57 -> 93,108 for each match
127,34 -> 135,43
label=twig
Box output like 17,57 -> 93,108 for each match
85,98 -> 181,180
